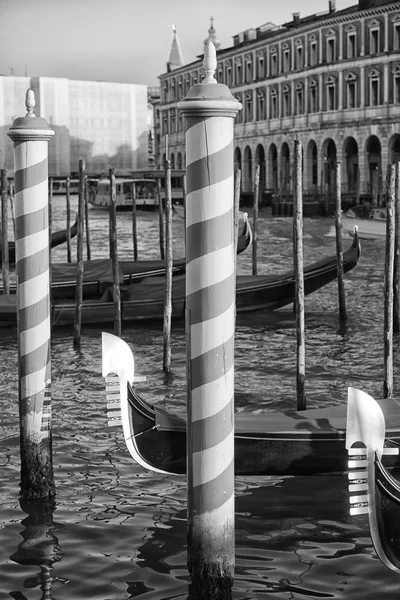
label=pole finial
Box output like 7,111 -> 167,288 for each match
203,41 -> 217,84
25,89 -> 36,117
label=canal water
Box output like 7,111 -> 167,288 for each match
1,195 -> 400,599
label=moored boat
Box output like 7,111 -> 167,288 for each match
0,215 -> 78,266
346,387 -> 400,572
89,178 -> 158,210
102,334 -> 400,476
0,230 -> 360,327
341,205 -> 386,240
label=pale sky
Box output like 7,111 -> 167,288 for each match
0,0 -> 357,87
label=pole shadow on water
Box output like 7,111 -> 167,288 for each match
9,500 -> 65,600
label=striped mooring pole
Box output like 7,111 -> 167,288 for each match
178,42 -> 241,599
7,89 -> 55,500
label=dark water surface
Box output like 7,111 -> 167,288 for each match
1,197 -> 400,599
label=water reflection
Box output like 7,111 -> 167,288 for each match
9,500 -> 64,600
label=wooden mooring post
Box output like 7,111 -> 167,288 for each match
109,168 -> 122,337
65,176 -> 72,262
293,140 -> 306,411
157,178 -> 165,261
383,164 -> 396,398
393,162 -> 400,333
131,181 -> 138,261
73,160 -> 85,348
234,168 -> 241,258
1,169 -> 10,294
7,89 -> 55,499
84,174 -> 91,261
163,160 -> 173,373
178,41 -> 241,600
252,164 -> 260,275
335,162 -> 347,322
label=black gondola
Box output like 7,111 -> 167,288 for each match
102,335 -> 400,477
346,387 -> 400,573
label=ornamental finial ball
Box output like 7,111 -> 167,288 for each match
203,41 -> 217,84
25,89 -> 36,117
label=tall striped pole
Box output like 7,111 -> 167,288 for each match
7,89 -> 55,500
178,42 -> 241,599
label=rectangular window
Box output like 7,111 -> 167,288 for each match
271,53 -> 277,75
348,82 -> 356,108
395,24 -> 400,51
283,92 -> 290,117
327,85 -> 335,110
296,89 -> 304,114
327,38 -> 335,62
271,94 -> 278,118
370,29 -> 379,54
246,61 -> 252,83
310,41 -> 318,66
283,49 -> 290,72
371,79 -> 379,105
348,33 -> 356,58
296,46 -> 303,70
226,67 -> 232,87
310,87 -> 317,112
395,77 -> 400,103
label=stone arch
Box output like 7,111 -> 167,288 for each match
306,140 -> 318,189
389,134 -> 400,164
268,143 -> 278,194
243,145 -> 252,194
255,144 -> 266,200
322,138 -> 337,196
343,136 -> 359,193
280,142 -> 290,196
365,135 -> 382,205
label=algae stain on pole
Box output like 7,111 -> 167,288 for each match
178,42 -> 241,600
7,90 -> 55,500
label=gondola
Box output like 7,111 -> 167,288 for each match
102,334 -> 400,477
0,215 -> 78,266
0,229 -> 360,327
346,387 -> 400,573
0,212 -> 251,299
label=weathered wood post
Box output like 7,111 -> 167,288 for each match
7,89 -> 55,499
383,164 -> 396,398
65,176 -> 72,263
335,162 -> 347,322
109,169 -> 122,336
1,169 -> 10,294
234,168 -> 241,259
73,160 -> 85,348
293,140 -> 306,411
131,181 -> 138,261
84,174 -> 91,261
394,162 -> 400,333
252,163 -> 260,275
157,178 -> 165,261
163,159 -> 173,373
178,42 -> 241,600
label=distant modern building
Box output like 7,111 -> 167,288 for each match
0,76 -> 152,176
157,1 -> 400,206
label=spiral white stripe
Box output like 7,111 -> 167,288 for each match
186,246 -> 234,296
16,229 -> 49,260
14,141 -> 48,170
19,271 -> 50,309
186,176 -> 233,227
190,302 -> 235,359
14,180 -> 48,219
191,366 -> 234,422
21,365 -> 48,398
20,316 -> 51,356
192,430 -> 234,487
186,117 -> 232,163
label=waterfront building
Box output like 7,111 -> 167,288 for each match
0,76 -> 152,176
157,0 -> 400,206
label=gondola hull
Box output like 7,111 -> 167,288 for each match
0,233 -> 360,327
126,383 -> 400,476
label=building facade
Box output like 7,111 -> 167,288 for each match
157,0 -> 400,206
0,76 -> 152,176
